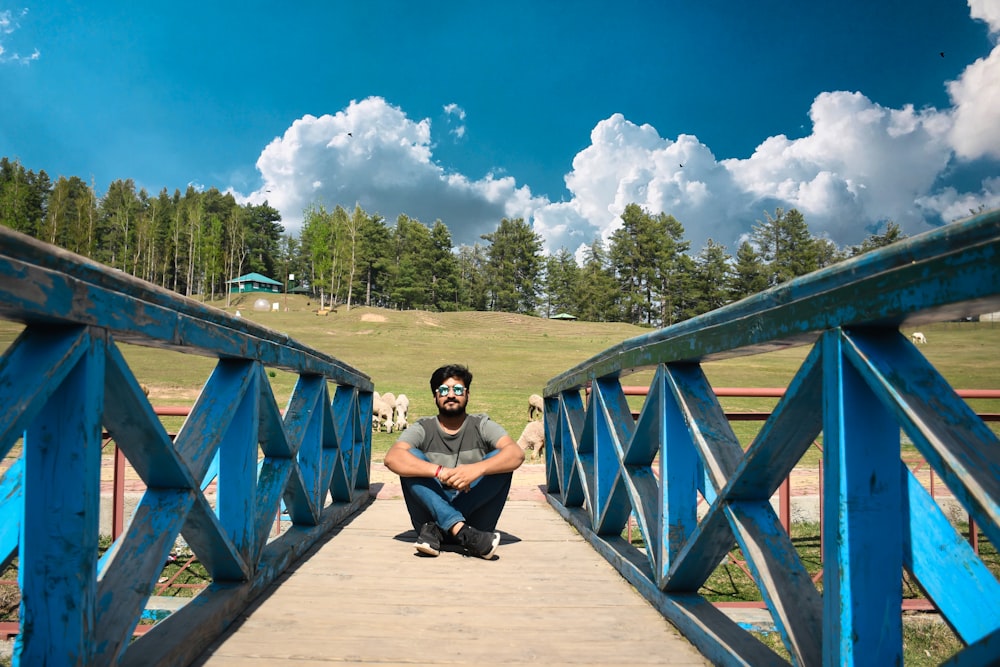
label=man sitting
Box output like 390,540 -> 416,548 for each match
383,364 -> 525,559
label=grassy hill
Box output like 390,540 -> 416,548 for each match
1,294 -> 997,457
181,296 -> 653,451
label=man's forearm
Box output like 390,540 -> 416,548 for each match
384,445 -> 438,478
475,442 -> 524,476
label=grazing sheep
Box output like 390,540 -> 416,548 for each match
371,392 -> 382,429
911,331 -> 927,344
373,397 -> 394,433
380,392 -> 397,429
528,393 -> 543,420
517,420 -> 545,462
380,392 -> 396,415
394,393 -> 410,431
394,412 -> 408,432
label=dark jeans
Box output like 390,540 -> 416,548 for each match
400,449 -> 513,533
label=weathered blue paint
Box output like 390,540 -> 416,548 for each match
841,329 -> 1000,549
216,360 -> 260,563
822,329 -> 903,666
103,343 -> 191,488
632,366 -> 692,583
95,488 -> 196,661
944,628 -> 1000,667
544,208 -> 1000,666
728,342 -> 823,500
0,327 -> 91,459
902,466 -> 1000,644
284,374 -> 325,523
726,500 -> 821,664
590,379 -> 633,535
0,457 -> 23,569
17,328 -> 104,665
281,374 -> 327,525
0,227 -> 374,666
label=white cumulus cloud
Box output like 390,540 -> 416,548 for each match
725,92 -> 953,243
533,88 -> 966,255
242,97 -> 543,246
947,39 -> 1000,159
969,0 -> 1000,35
532,115 -> 742,255
916,177 -> 1000,223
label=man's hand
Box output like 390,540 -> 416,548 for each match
437,463 -> 483,492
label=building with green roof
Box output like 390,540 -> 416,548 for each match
226,272 -> 283,294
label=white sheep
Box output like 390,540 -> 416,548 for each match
394,412 -> 408,432
371,392 -> 382,429
381,392 -> 396,421
911,331 -> 927,344
516,420 -> 545,462
394,393 -> 410,431
528,393 -> 543,420
373,397 -> 394,433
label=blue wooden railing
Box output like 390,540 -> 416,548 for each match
0,228 -> 374,666
543,209 -> 1000,666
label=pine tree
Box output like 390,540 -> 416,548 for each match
651,212 -> 690,327
0,158 -> 49,236
609,204 -> 651,324
428,221 -> 460,311
688,240 -> 732,317
576,239 -> 619,322
300,204 -> 335,304
729,241 -> 769,302
543,248 -> 581,318
752,208 -> 819,286
481,217 -> 543,314
356,213 -> 390,308
390,214 -> 433,310
610,205 -> 691,326
456,243 -> 489,311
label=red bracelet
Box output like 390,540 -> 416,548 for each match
434,465 -> 442,478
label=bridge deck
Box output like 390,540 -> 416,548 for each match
191,470 -> 711,666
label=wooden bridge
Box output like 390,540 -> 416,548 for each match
190,479 -> 712,666
1,208 -> 1000,666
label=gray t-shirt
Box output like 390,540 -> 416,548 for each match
397,414 -> 509,468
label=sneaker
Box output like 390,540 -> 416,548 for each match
415,522 -> 443,556
457,524 -> 501,559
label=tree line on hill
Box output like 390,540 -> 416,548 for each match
1,156 -> 906,327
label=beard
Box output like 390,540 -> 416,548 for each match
438,398 -> 467,416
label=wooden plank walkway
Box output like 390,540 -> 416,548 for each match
190,495 -> 711,666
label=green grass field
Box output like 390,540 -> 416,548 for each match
1,295 -> 998,459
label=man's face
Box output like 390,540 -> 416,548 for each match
434,377 -> 469,416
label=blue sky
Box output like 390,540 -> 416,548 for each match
2,1 -> 999,256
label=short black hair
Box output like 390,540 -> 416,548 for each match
430,364 -> 473,392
